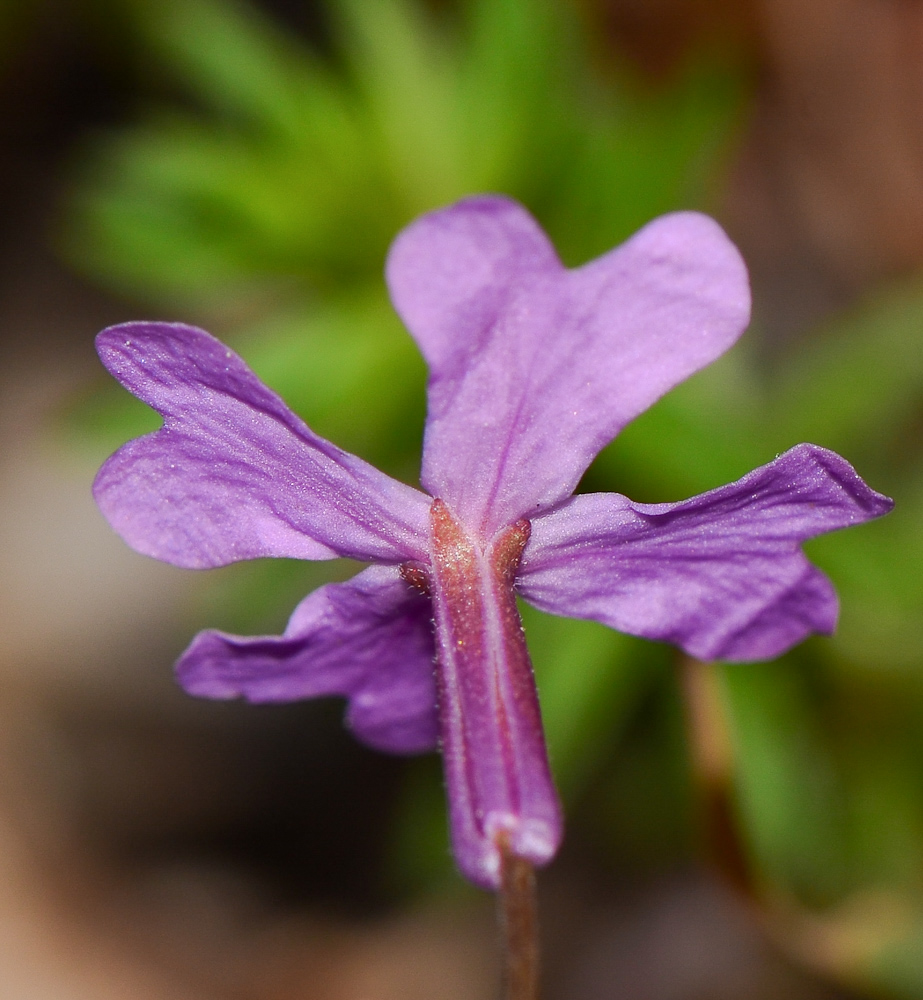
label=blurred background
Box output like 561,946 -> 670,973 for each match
1,0 -> 922,997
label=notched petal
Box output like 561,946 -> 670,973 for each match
94,322 -> 430,568
387,197 -> 751,536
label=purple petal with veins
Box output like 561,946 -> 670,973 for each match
520,445 -> 893,662
94,322 -> 431,568
386,196 -> 750,536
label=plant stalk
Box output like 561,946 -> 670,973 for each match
498,836 -> 540,1000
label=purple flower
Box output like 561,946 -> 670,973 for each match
93,196 -> 892,889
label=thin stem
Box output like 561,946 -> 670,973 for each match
679,654 -> 753,895
498,835 -> 540,1000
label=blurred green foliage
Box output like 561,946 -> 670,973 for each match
60,0 -> 923,994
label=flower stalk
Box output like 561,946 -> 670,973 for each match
498,834 -> 541,1000
680,655 -> 753,895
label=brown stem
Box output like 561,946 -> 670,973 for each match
679,655 -> 754,896
498,836 -> 540,1000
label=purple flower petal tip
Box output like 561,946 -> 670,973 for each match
93,198 -> 893,889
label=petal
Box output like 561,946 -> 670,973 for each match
176,565 -> 439,755
94,322 -> 430,568
386,196 -> 750,536
519,445 -> 893,662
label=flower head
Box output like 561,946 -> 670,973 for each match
94,196 -> 892,888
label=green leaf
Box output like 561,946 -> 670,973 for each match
128,0 -> 350,141
524,604 -> 651,800
722,659 -> 851,905
335,0 -> 466,211
767,281 -> 923,469
456,0 -> 573,193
